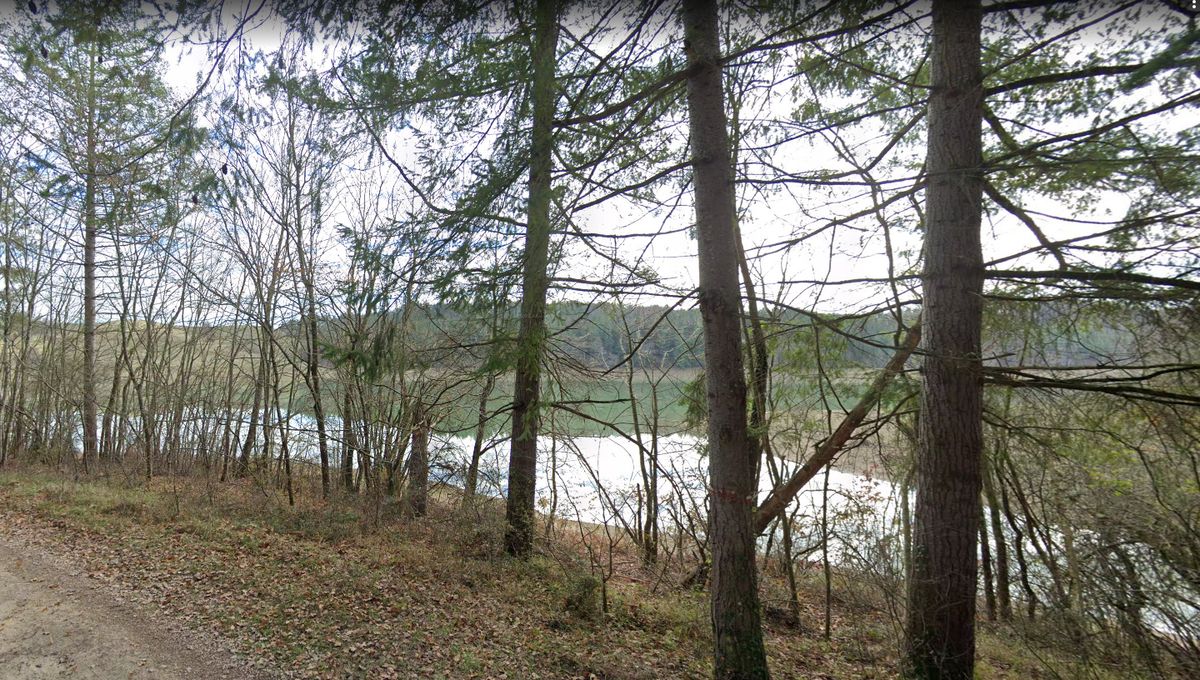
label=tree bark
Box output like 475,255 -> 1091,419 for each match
404,404 -> 430,518
903,1 -> 985,677
999,478 -> 1038,620
236,349 -> 264,478
299,217 -> 331,500
503,0 -> 558,558
681,0 -> 770,676
81,39 -> 99,471
100,291 -> 130,461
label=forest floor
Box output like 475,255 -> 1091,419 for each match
0,530 -> 265,679
0,466 -> 1116,679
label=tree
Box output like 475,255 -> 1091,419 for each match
903,0 -> 985,677
503,0 -> 560,558
403,398 -> 430,517
273,67 -> 339,500
681,0 -> 770,676
15,4 -> 195,469
220,45 -> 345,497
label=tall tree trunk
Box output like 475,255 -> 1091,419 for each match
81,41 -> 100,471
904,1 -> 985,677
503,0 -> 558,558
626,332 -> 656,565
306,308 -> 331,497
218,321 -> 242,481
641,382 -> 660,566
100,281 -> 131,462
681,0 -> 770,676
286,99 -> 332,499
0,212 -> 14,466
273,373 -> 294,507
999,478 -> 1038,620
355,388 -> 373,493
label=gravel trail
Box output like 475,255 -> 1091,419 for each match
0,532 -> 267,679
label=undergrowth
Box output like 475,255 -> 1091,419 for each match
0,466 -> 1141,679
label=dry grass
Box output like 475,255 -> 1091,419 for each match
0,466 -> 1135,679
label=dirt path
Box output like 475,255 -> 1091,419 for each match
0,533 -> 268,679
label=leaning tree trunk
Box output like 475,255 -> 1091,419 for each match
503,0 -> 558,558
754,322 -> 920,534
681,0 -> 770,677
903,1 -> 985,678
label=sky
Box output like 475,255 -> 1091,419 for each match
4,0 -> 1195,323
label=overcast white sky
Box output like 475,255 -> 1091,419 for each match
31,0 -> 1194,320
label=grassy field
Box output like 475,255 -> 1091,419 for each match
0,466 -> 1132,679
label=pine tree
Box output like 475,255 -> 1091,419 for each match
14,4 -> 199,470
681,0 -> 771,676
903,1 -> 985,677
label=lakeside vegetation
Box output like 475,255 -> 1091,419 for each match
0,1 -> 1196,678
0,470 -> 1121,679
